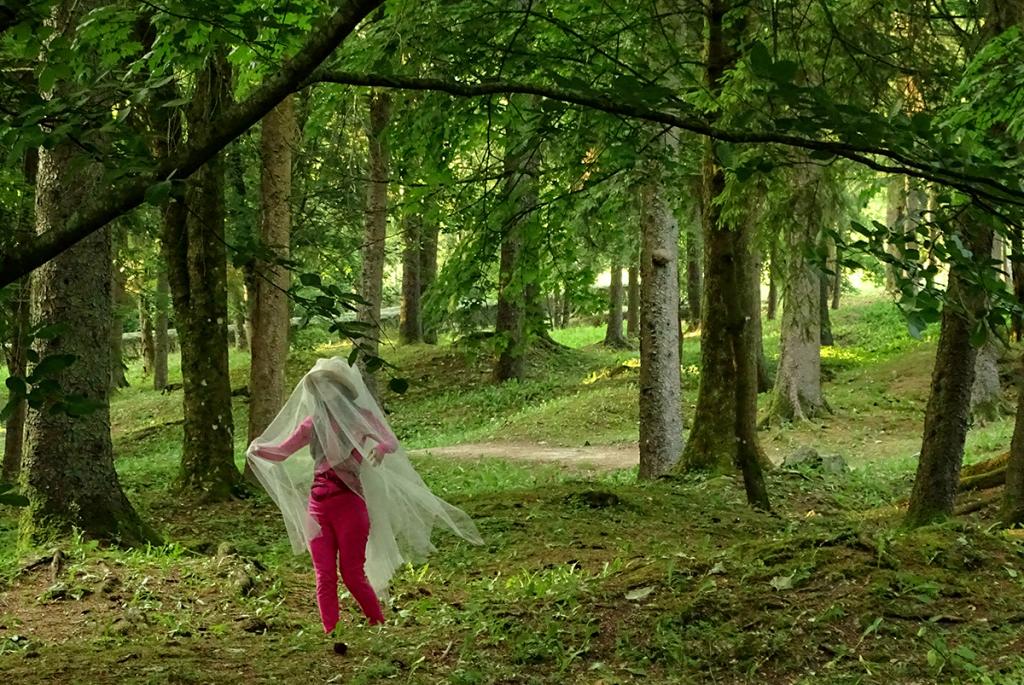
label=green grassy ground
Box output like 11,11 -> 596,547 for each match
2,292 -> 1024,684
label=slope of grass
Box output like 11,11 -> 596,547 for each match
2,292 -> 1024,684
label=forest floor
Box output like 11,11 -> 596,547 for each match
2,291 -> 1024,684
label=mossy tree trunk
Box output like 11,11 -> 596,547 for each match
163,53 -> 241,501
357,90 -> 391,395
20,0 -> 153,544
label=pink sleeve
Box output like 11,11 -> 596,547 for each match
252,417 -> 313,462
362,410 -> 398,455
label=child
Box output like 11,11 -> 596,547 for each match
247,357 -> 482,644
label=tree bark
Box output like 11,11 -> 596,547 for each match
494,96 -> 540,383
110,244 -> 129,390
681,0 -> 770,511
766,249 -> 778,321
1003,352 -> 1024,526
139,292 -> 155,376
231,283 -> 249,351
420,219 -> 439,344
831,242 -> 842,310
685,197 -> 703,327
400,212 -> 423,344
638,160 -> 682,479
905,215 -> 994,527
820,274 -> 834,347
1012,229 -> 1024,342
604,264 -> 628,348
626,265 -> 640,336
884,174 -> 908,295
248,97 -> 296,446
21,1 -> 153,543
153,263 -> 170,392
751,248 -> 772,393
2,277 -> 30,483
357,90 -> 390,395
164,54 -> 241,501
2,156 -> 33,484
971,336 -> 1003,422
769,162 -> 829,423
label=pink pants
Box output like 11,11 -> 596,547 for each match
308,483 -> 385,632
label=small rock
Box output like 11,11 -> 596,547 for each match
820,454 -> 849,475
40,582 -> 69,602
783,446 -> 820,468
241,618 -> 268,634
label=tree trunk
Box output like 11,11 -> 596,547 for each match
248,96 -> 296,447
604,263 -> 628,348
21,2 -> 153,543
820,274 -> 834,347
681,0 -> 771,510
685,201 -> 703,327
884,174 -> 908,294
769,163 -> 829,423
725,200 -> 771,510
420,219 -> 439,344
232,286 -> 249,350
831,243 -> 842,310
139,292 -> 155,376
971,337 -> 1003,422
357,90 -> 390,395
164,54 -> 240,501
1012,229 -> 1024,342
153,264 -> 170,392
626,265 -> 640,336
109,246 -> 129,390
494,96 -> 540,383
751,248 -> 771,393
2,277 -> 30,483
638,163 -> 682,479
1003,352 -> 1024,526
400,212 -> 423,344
905,216 -> 994,527
766,250 -> 778,321
2,155 -> 33,484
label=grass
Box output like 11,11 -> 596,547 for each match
2,289 -> 1024,683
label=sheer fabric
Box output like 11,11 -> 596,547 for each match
247,357 -> 482,597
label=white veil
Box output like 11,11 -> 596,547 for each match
247,357 -> 482,598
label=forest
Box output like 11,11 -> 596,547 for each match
2,0 -> 1024,682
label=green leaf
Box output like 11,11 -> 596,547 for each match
299,272 -> 322,288
33,323 -> 68,340
144,181 -> 173,206
969,321 -> 988,348
5,376 -> 27,396
748,42 -> 773,78
388,377 -> 409,394
0,491 -> 29,507
28,354 -> 77,383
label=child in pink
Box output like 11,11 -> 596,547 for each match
252,411 -> 397,631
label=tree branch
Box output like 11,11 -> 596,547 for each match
306,69 -> 1024,210
0,0 -> 385,289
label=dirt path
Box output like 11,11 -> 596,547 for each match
412,442 -> 639,471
